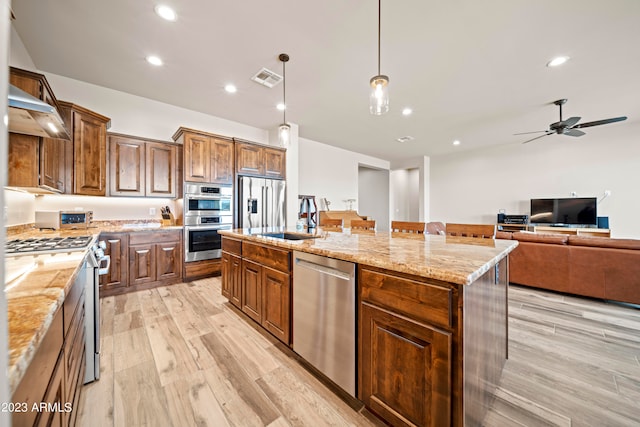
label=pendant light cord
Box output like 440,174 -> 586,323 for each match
283,58 -> 286,123
377,0 -> 381,76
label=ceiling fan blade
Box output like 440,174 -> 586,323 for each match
564,129 -> 586,137
513,130 -> 548,135
522,131 -> 554,144
560,116 -> 581,127
573,116 -> 627,129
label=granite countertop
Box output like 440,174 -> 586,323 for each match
220,227 -> 519,286
4,222 -> 182,395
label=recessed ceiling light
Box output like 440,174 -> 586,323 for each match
224,84 -> 237,93
146,55 -> 163,66
546,56 -> 570,67
453,140 -> 461,146
396,136 -> 415,143
276,103 -> 286,111
402,108 -> 413,116
154,5 -> 177,21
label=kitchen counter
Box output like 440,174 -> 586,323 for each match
4,222 -> 182,395
219,227 -> 518,285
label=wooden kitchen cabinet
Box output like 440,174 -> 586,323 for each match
109,133 -> 179,198
58,101 -> 111,196
129,230 -> 183,288
172,127 -> 234,184
8,67 -> 69,193
235,140 -> 286,179
358,265 -> 453,427
99,233 -> 129,293
221,237 -> 291,345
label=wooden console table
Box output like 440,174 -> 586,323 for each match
533,226 -> 611,238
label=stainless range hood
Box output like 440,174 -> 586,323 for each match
8,84 -> 71,140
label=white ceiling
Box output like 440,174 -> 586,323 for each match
11,0 -> 640,161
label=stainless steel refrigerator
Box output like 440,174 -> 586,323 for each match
238,177 -> 286,229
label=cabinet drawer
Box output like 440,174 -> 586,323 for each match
222,237 -> 242,256
242,241 -> 290,272
359,266 -> 453,329
64,299 -> 85,407
129,230 -> 181,245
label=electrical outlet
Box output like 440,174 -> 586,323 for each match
149,207 -> 156,215
3,206 -> 7,221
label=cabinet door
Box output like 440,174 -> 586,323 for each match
261,267 -> 290,344
73,110 -> 107,196
99,233 -> 129,291
241,259 -> 262,322
360,302 -> 452,427
229,254 -> 242,308
147,142 -> 177,197
40,138 -> 66,192
184,133 -> 210,182
211,137 -> 234,183
236,142 -> 265,176
35,353 -> 66,427
129,243 -> 156,286
221,252 -> 232,299
156,241 -> 182,283
264,147 -> 286,179
8,133 -> 39,188
109,135 -> 145,197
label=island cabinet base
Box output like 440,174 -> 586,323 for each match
358,260 -> 508,427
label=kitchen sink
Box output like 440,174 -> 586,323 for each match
258,232 -> 319,241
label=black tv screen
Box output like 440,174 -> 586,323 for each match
530,197 -> 597,226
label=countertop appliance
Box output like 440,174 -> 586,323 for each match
35,210 -> 93,230
184,183 -> 233,262
292,251 -> 356,397
4,235 -> 110,384
238,176 -> 286,230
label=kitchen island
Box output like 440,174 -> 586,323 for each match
220,227 -> 518,427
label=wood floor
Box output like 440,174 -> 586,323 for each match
75,279 -> 640,427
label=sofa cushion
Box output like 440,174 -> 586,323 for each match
495,231 -> 512,240
512,232 -> 568,245
568,235 -> 640,250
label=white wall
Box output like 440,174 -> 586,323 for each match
430,122 -> 640,238
298,137 -> 390,212
390,168 -> 419,221
358,167 -> 390,230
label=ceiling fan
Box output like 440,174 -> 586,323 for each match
516,99 -> 627,144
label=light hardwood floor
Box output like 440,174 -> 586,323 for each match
76,279 -> 640,426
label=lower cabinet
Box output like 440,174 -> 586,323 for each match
99,230 -> 182,297
221,237 -> 291,345
358,265 -> 455,427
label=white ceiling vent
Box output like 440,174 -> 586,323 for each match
251,68 -> 283,88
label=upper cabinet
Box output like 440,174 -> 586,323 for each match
8,67 -> 69,193
109,133 -> 180,198
173,127 -> 234,184
58,101 -> 111,196
235,140 -> 286,179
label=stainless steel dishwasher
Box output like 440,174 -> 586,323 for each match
293,251 -> 356,397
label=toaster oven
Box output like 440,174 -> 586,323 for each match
35,210 -> 93,230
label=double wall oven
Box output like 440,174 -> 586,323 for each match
184,183 -> 233,262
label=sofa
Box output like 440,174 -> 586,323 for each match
497,231 -> 640,305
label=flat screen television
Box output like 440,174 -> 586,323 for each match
530,197 -> 597,226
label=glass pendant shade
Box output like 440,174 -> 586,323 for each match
278,123 -> 290,147
369,75 -> 389,115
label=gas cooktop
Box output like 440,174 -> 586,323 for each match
5,236 -> 94,256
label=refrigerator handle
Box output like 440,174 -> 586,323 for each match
263,185 -> 269,227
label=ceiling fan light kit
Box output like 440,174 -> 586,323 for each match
369,0 -> 389,115
517,99 -> 627,144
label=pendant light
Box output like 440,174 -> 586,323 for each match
278,53 -> 291,147
370,0 -> 389,115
